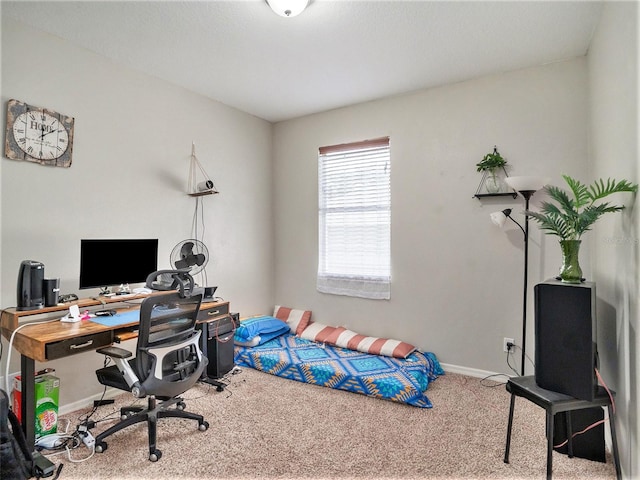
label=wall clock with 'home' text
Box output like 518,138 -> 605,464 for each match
5,99 -> 75,168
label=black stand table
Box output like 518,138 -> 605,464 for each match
503,376 -> 621,480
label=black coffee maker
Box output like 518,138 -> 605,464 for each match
17,260 -> 45,311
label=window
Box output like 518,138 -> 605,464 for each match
317,137 -> 391,300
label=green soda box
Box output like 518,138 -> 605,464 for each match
35,375 -> 60,438
14,373 -> 60,438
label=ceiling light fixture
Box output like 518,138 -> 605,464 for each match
266,0 -> 309,17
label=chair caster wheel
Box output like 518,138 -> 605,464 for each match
177,401 -> 186,410
199,421 -> 209,431
95,441 -> 108,453
216,386 -> 224,392
121,410 -> 135,420
149,449 -> 162,462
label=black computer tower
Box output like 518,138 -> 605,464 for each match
553,408 -> 606,462
201,314 -> 238,379
534,280 -> 598,401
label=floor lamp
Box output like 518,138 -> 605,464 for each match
491,176 -> 548,376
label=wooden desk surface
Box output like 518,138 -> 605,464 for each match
1,290 -> 169,331
2,298 -> 229,363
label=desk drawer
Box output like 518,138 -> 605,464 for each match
46,331 -> 113,360
198,303 -> 229,320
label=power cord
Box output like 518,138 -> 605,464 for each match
76,359 -> 111,427
3,317 -> 59,394
505,342 -> 520,377
480,373 -> 510,387
503,341 -> 535,377
36,418 -> 95,464
553,368 -> 616,449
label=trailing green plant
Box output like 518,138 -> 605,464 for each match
527,174 -> 638,241
476,147 -> 506,172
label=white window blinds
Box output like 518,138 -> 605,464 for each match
317,137 -> 391,300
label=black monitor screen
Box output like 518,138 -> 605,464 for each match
79,239 -> 158,290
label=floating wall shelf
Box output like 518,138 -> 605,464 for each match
188,190 -> 218,198
187,142 -> 219,197
474,161 -> 516,198
474,192 -> 517,199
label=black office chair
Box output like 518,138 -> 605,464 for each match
94,291 -> 209,462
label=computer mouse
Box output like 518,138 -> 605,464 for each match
95,310 -> 117,317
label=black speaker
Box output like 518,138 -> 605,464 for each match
43,278 -> 60,307
17,260 -> 45,311
202,314 -> 237,379
534,280 -> 598,401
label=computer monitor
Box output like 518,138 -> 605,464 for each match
79,239 -> 158,293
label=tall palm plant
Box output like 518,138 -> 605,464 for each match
527,175 -> 637,241
526,174 -> 636,283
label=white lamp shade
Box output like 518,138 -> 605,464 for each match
267,0 -> 309,17
490,211 -> 507,228
505,176 -> 550,193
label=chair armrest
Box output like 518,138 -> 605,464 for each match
97,346 -> 132,359
97,346 -> 143,397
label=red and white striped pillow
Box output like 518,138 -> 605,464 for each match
299,322 -> 338,343
273,305 -> 312,336
325,327 -> 416,359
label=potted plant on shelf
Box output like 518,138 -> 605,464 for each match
476,146 -> 507,193
526,174 -> 638,283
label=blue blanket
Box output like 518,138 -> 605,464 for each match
234,333 -> 443,408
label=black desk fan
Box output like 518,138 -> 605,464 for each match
170,240 -> 209,276
145,240 -> 209,296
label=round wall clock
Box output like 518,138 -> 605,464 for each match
4,99 -> 75,168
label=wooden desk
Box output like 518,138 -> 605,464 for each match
1,293 -> 230,453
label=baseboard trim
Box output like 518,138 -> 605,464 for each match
440,362 -> 508,380
59,388 -> 122,416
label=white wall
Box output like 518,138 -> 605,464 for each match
273,58 -> 589,376
588,2 -> 639,477
1,20 -> 274,405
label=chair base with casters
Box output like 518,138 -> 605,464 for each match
94,394 -> 209,462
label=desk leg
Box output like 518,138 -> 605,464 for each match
504,393 -> 516,464
20,354 -> 36,450
21,354 -> 56,476
608,405 -> 622,480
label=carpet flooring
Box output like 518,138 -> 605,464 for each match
46,368 -> 616,479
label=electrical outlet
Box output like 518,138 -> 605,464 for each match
503,337 -> 515,353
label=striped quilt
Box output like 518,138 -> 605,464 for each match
233,333 -> 444,408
